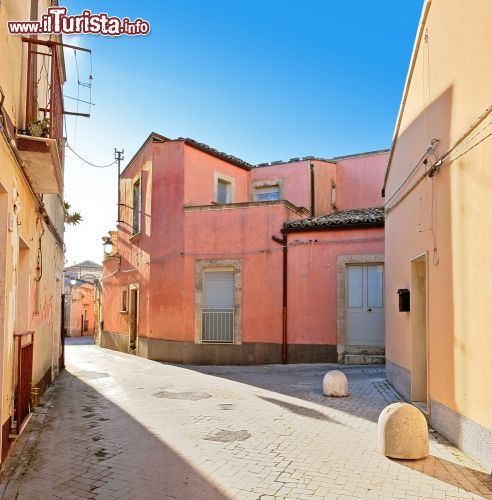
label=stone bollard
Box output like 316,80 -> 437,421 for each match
322,370 -> 348,397
378,402 -> 429,459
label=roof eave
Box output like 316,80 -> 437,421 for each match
181,138 -> 252,170
382,0 -> 433,197
120,132 -> 169,177
282,221 -> 384,234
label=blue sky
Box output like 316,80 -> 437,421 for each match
61,0 -> 423,264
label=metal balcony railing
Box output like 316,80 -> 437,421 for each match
201,308 -> 234,343
23,38 -> 64,144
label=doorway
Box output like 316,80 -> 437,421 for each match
346,263 -> 384,349
411,255 -> 428,409
129,287 -> 138,351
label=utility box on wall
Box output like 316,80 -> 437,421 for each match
397,289 -> 410,312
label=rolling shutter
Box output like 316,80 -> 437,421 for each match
204,271 -> 234,308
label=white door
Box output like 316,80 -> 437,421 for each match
346,264 -> 384,347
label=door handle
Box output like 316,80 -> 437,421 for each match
367,308 -> 372,312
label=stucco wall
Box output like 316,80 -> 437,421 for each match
251,161 -> 311,211
287,227 -> 384,346
336,153 -> 387,210
182,204 -> 292,345
68,284 -> 95,337
0,139 -> 63,449
312,160 -> 336,216
384,0 -> 492,468
183,145 -> 250,206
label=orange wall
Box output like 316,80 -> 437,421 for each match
102,140 -> 386,351
69,284 -> 95,337
182,204 -> 296,344
385,0 -> 492,433
251,161 -> 311,210
336,153 -> 387,210
184,146 -> 250,205
287,227 -> 384,345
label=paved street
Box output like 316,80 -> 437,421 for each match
1,341 -> 491,500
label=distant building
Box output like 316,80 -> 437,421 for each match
63,279 -> 96,337
65,260 -> 103,283
64,261 -> 102,340
383,0 -> 492,471
102,133 -> 387,364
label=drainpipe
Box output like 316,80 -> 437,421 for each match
310,163 -> 315,216
272,232 -> 288,364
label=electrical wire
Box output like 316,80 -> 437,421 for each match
145,236 -> 385,265
385,106 -> 492,215
66,142 -> 116,168
74,49 -> 80,138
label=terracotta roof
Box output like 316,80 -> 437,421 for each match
283,207 -> 384,230
65,260 -> 102,269
178,137 -> 253,170
253,150 -> 389,168
331,149 -> 390,160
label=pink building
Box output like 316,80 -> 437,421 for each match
101,133 -> 387,364
64,279 -> 96,337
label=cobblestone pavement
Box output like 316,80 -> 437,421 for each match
1,342 -> 491,500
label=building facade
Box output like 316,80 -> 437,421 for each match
64,260 -> 102,339
0,0 -> 66,461
102,133 -> 387,365
63,279 -> 96,338
384,0 -> 492,471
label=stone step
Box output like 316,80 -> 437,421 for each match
344,354 -> 386,365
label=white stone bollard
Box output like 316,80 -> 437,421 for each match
322,370 -> 348,397
378,402 -> 429,459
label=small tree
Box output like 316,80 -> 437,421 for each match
64,202 -> 83,225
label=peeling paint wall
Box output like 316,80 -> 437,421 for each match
0,0 -> 65,461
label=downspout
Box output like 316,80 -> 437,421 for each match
272,233 -> 288,364
310,163 -> 315,216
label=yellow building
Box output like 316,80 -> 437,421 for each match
0,0 -> 66,461
383,0 -> 492,471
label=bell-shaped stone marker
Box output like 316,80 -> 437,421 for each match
322,370 -> 348,397
378,402 -> 429,459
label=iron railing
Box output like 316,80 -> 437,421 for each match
201,308 -> 234,343
23,38 -> 64,143
12,331 -> 34,433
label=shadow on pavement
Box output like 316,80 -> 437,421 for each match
182,363 -> 394,424
65,336 -> 95,346
394,456 -> 492,497
258,395 -> 342,424
0,369 -> 228,500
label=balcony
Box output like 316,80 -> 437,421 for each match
16,38 -> 65,194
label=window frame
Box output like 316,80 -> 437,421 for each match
217,179 -> 230,204
213,171 -> 235,204
254,184 -> 280,202
120,286 -> 129,314
132,177 -> 142,235
331,181 -> 337,210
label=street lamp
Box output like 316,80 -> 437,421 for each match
102,236 -> 113,256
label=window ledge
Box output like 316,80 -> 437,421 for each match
129,232 -> 141,243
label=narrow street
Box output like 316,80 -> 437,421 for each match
1,340 -> 491,500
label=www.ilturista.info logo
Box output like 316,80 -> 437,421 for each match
8,7 -> 150,36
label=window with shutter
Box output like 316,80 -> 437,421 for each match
202,270 -> 234,342
132,179 -> 141,234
